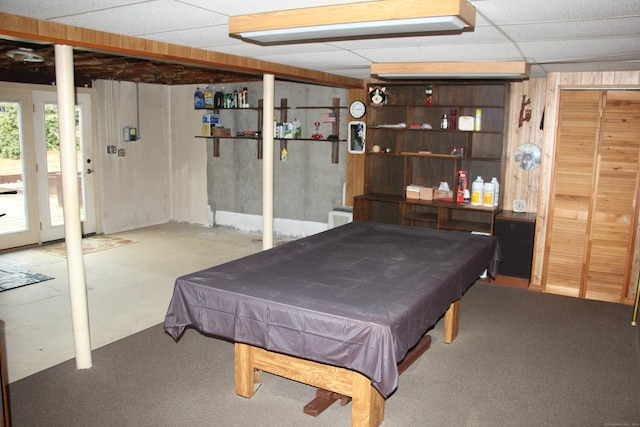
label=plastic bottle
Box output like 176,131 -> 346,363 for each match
470,176 -> 483,206
204,85 -> 214,108
292,118 -> 302,138
474,108 -> 482,131
194,87 -> 204,109
491,177 -> 500,207
214,90 -> 223,108
483,181 -> 495,207
273,115 -> 279,138
441,114 -> 448,129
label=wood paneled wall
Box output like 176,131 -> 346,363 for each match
532,71 -> 640,302
503,78 -> 547,214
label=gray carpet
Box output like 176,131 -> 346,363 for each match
6,282 -> 640,426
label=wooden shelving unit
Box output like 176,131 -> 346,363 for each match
353,81 -> 509,234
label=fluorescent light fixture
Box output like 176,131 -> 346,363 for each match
229,0 -> 475,44
371,61 -> 530,80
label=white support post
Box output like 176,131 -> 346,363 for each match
54,44 -> 92,369
262,74 -> 275,250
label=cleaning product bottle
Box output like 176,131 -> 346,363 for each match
483,180 -> 495,207
204,85 -> 214,108
292,118 -> 302,138
194,87 -> 204,109
471,176 -> 483,206
214,89 -> 223,109
491,177 -> 500,207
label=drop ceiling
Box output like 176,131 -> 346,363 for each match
0,0 -> 639,85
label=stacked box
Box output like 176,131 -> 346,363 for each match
406,185 -> 422,200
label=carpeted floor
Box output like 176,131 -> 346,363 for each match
0,267 -> 53,292
6,282 -> 640,426
40,235 -> 138,257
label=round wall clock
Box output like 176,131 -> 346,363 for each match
349,100 -> 366,119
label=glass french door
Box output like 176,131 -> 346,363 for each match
0,89 -> 39,249
33,90 -> 96,242
0,86 -> 96,251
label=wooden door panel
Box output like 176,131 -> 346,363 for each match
584,91 -> 640,302
544,90 -> 601,296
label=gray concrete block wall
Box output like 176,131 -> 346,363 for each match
206,80 -> 348,228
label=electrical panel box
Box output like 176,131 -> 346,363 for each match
123,127 -> 138,141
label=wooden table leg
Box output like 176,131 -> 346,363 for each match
234,343 -> 261,398
351,373 -> 385,427
444,299 -> 461,344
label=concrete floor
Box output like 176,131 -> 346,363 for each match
0,222 -> 275,383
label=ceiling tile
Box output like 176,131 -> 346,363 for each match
472,0 -> 640,24
51,0 -> 227,36
0,0 -> 143,20
501,17 -> 640,41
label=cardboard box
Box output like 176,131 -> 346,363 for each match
211,127 -> 231,137
419,186 -> 434,201
434,189 -> 454,201
406,185 -> 422,200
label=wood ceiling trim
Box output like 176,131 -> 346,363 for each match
0,12 -> 365,88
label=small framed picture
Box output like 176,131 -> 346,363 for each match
348,121 -> 366,154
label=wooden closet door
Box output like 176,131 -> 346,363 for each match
543,90 -> 640,303
543,90 -> 602,298
585,91 -> 640,302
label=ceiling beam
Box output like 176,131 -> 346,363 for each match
0,12 -> 365,88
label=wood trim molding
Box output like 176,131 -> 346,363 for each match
0,12 -> 364,88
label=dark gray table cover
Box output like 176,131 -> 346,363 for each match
164,221 -> 500,397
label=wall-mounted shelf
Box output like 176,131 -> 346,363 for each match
195,98 -> 345,163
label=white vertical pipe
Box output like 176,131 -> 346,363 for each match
262,74 -> 275,250
54,44 -> 92,369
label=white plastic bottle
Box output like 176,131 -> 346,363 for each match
491,177 -> 500,207
483,181 -> 495,207
470,176 -> 484,206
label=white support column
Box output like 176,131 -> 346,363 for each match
54,44 -> 92,369
262,74 -> 275,250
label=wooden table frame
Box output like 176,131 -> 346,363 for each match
234,299 -> 461,427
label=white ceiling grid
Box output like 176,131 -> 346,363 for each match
0,0 -> 639,79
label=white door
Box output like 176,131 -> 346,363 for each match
33,90 -> 96,242
0,88 -> 39,250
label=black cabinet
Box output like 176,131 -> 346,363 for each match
494,211 -> 536,282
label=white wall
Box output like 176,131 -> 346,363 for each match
168,85 -> 210,227
94,80 -> 172,234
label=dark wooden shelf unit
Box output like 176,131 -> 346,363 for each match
353,81 -> 508,234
